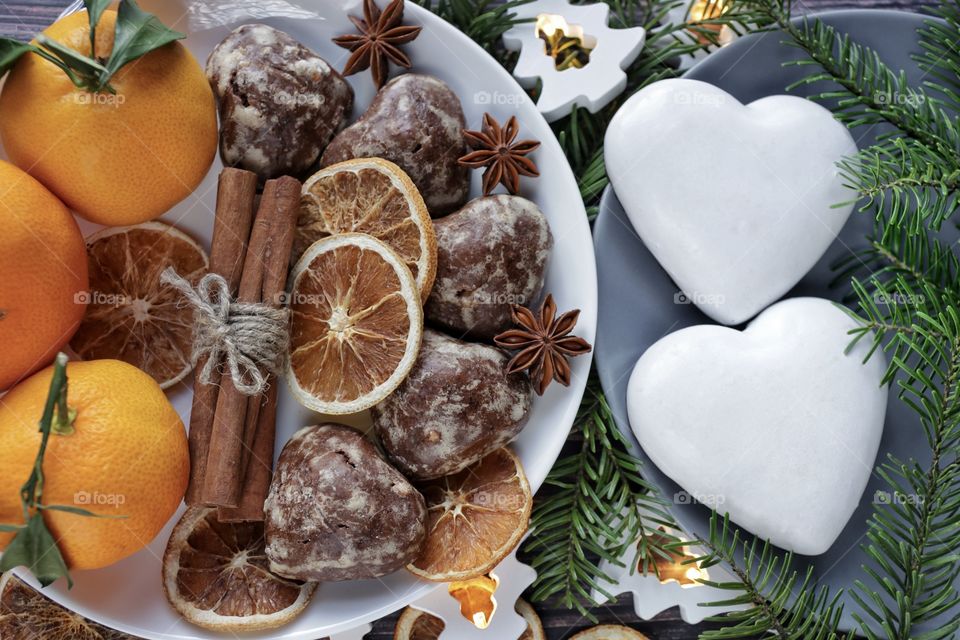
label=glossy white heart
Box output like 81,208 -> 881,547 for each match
605,79 -> 858,325
627,297 -> 888,555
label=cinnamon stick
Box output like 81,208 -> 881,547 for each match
217,385 -> 279,522
201,176 -> 301,508
185,168 -> 258,505
218,180 -> 300,520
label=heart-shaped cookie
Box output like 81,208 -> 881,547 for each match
605,79 -> 858,325
627,297 -> 887,555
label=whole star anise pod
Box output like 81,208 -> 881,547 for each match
494,294 -> 592,395
459,113 -> 541,196
333,0 -> 422,88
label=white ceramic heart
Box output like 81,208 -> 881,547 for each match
604,79 -> 858,325
626,297 -> 887,555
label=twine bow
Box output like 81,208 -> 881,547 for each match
161,267 -> 289,395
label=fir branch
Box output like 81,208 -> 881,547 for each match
833,221 -> 959,376
832,220 -> 959,298
917,0 -> 960,112
836,225 -> 960,638
848,307 -> 960,640
736,0 -> 960,232
523,376 -> 680,620
776,13 -> 957,152
837,138 -> 960,234
411,0 -> 532,60
691,514 -> 849,639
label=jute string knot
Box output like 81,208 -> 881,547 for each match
161,267 -> 289,395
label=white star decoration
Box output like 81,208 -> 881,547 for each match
502,0 -> 646,122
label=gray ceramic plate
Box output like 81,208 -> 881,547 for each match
594,9 -> 957,633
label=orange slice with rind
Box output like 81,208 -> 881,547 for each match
408,448 -> 532,582
393,606 -> 446,640
162,507 -> 316,632
392,599 -> 545,640
571,626 -> 651,639
287,232 -> 423,414
70,221 -> 208,389
297,158 -> 437,301
0,572 -> 136,639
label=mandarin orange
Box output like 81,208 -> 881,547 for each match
0,160 -> 88,391
0,10 -> 217,225
0,359 -> 189,570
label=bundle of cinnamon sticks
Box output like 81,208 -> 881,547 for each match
186,168 -> 301,521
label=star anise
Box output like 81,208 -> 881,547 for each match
494,294 -> 592,395
458,113 -> 541,196
332,0 -> 422,88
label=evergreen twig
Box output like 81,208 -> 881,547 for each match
524,376 -> 680,620
691,514 -> 850,639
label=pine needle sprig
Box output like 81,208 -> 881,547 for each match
738,0 -> 960,234
774,13 -> 956,151
555,107 -> 609,218
412,0 -> 533,60
689,513 -> 850,640
917,0 -> 960,112
833,223 -> 960,638
837,138 -> 960,234
847,306 -> 960,639
831,222 -> 960,297
833,219 -> 960,381
524,375 -> 681,619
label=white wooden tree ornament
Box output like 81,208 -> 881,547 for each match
590,517 -> 747,624
409,542 -> 538,639
327,539 -> 537,639
502,0 -> 645,122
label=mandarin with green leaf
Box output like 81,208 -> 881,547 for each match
0,359 -> 188,571
0,7 -> 217,225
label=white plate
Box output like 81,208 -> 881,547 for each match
3,1 -> 596,638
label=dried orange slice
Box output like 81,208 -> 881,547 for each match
571,626 -> 651,639
287,233 -> 423,414
297,158 -> 437,301
516,599 -> 547,639
162,507 -> 316,632
1,572 -> 136,639
408,448 -> 532,582
70,221 -> 208,389
393,606 -> 445,640
393,599 -> 545,640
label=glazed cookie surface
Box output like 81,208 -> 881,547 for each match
321,74 -> 469,216
264,424 -> 426,582
372,330 -> 533,480
426,195 -> 553,340
206,24 -> 354,180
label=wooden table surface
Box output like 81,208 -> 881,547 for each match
0,0 -> 936,638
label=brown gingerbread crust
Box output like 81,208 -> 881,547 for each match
372,330 -> 533,480
264,424 -> 427,582
206,24 -> 354,180
426,195 -> 553,341
321,74 -> 469,216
